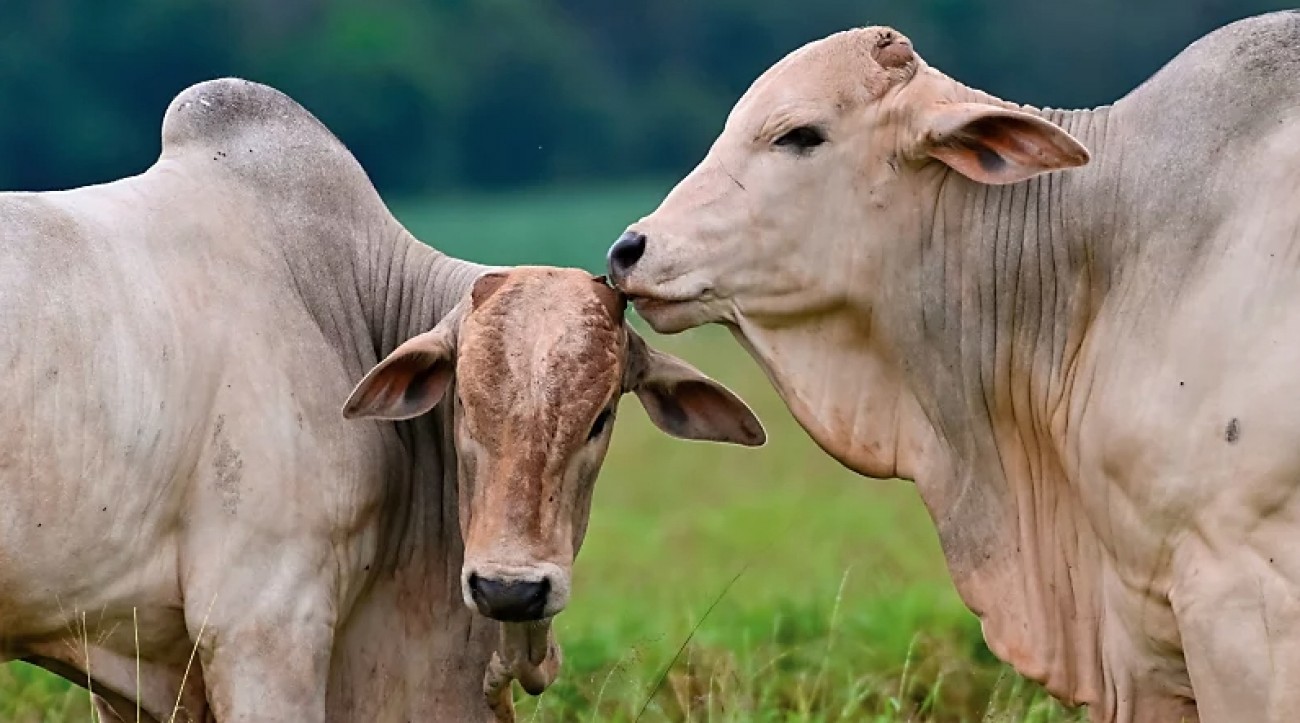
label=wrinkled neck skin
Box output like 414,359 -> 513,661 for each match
289,216 -> 517,720
734,93 -> 1126,708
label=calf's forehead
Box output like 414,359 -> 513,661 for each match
457,270 -> 624,436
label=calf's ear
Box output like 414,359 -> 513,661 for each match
343,315 -> 459,421
915,102 -> 1089,185
625,329 -> 766,447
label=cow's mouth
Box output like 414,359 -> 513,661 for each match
625,294 -> 717,334
627,295 -> 681,312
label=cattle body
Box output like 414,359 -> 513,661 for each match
608,11 -> 1300,723
0,78 -> 764,722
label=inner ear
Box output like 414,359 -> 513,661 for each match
471,271 -> 511,310
919,102 -> 1089,185
625,329 -> 766,447
343,322 -> 459,421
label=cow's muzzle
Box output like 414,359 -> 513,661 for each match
468,573 -> 550,622
607,230 -> 647,283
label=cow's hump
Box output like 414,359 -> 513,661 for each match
158,77 -> 384,220
162,78 -> 344,155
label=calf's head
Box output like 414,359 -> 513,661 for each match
606,27 -> 1089,333
343,266 -> 764,623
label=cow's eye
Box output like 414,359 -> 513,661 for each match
588,409 -> 613,441
773,126 -> 826,152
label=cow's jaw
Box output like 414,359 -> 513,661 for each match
611,254 -> 726,333
626,293 -> 729,334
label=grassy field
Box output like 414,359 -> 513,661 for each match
0,183 -> 1084,722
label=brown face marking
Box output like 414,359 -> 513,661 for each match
454,267 -> 625,564
590,275 -> 628,324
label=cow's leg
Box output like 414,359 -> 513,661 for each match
1172,550 -> 1300,723
1087,627 -> 1198,722
186,569 -> 336,722
196,606 -> 334,722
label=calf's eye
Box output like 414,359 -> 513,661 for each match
773,126 -> 826,152
588,409 -> 613,441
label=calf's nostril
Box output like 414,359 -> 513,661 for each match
608,231 -> 647,275
468,575 -> 552,622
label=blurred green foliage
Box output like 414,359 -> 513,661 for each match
0,0 -> 1294,195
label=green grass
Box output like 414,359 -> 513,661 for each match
0,182 -> 1084,722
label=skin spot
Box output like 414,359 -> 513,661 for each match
212,416 -> 245,515
1225,418 -> 1240,443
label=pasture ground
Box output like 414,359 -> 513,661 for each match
0,182 -> 1083,722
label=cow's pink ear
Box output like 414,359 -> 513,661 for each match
343,321 -> 457,421
916,102 -> 1089,185
625,330 -> 766,447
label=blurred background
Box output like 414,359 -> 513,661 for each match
0,2 -> 1292,721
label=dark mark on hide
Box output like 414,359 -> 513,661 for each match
212,415 -> 245,515
1225,418 -> 1240,444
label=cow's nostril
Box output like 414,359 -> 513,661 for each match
468,575 -> 551,622
607,231 -> 647,276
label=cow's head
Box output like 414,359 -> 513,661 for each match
606,27 -> 1088,333
343,267 -> 763,627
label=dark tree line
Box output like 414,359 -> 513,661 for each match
0,0 -> 1290,194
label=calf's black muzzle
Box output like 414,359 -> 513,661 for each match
467,573 -> 551,622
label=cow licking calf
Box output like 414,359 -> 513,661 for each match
0,78 -> 763,722
608,11 -> 1300,723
